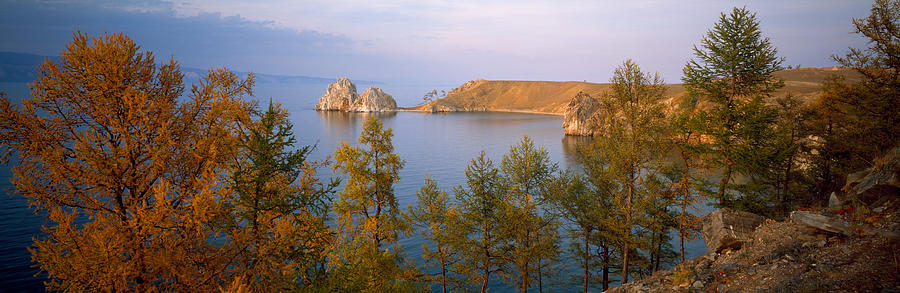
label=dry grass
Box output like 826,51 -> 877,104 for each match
410,67 -> 861,114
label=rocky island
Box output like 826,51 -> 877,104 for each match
315,77 -> 397,112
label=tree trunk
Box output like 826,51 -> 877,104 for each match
538,257 -> 543,293
584,229 -> 590,293
718,165 -> 732,206
623,167 -> 634,284
440,246 -> 447,293
481,265 -> 489,293
602,244 -> 609,291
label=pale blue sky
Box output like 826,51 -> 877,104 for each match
0,0 -> 873,84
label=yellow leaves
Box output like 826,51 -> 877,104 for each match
219,276 -> 250,293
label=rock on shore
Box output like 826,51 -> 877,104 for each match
315,78 -> 397,112
562,91 -> 602,136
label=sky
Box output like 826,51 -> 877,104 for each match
0,0 -> 875,84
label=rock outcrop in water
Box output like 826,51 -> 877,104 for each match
315,78 -> 397,112
562,91 -> 602,136
315,78 -> 359,111
351,87 -> 397,112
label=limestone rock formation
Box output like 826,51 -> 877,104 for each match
315,77 -> 359,111
562,91 -> 602,136
350,87 -> 397,112
315,78 -> 397,112
701,208 -> 765,253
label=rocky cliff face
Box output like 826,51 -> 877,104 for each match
350,87 -> 397,112
562,91 -> 602,136
315,78 -> 397,112
315,78 -> 359,111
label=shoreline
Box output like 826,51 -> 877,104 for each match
397,108 -> 563,116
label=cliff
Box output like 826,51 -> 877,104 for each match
315,78 -> 397,112
561,91 -> 602,136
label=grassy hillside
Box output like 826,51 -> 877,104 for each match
411,67 -> 861,114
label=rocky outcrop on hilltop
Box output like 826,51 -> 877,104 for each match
315,78 -> 397,112
562,91 -> 602,136
351,87 -> 397,112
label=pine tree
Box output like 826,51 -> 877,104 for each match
453,151 -> 506,293
330,117 -> 419,291
583,59 -> 668,284
219,100 -> 338,290
544,170 -> 613,292
814,0 -> 900,187
496,136 -> 560,293
667,99 -> 707,263
682,7 -> 785,212
405,177 -> 465,293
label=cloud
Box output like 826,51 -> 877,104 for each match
0,0 -> 874,83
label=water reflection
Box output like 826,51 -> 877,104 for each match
561,135 -> 593,167
316,110 -> 397,137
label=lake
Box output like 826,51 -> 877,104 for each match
0,81 -> 708,292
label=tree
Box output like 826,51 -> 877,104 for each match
496,136 -> 560,293
453,151 -> 506,293
422,89 -> 446,104
330,116 -> 418,291
218,100 -> 338,290
585,59 -> 668,284
544,170 -> 612,292
0,32 -> 255,291
667,96 -> 708,263
405,177 -> 465,293
814,0 -> 900,181
682,7 -> 785,211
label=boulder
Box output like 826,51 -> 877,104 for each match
790,210 -> 851,235
828,192 -> 843,212
701,208 -> 766,253
315,77 -> 359,111
562,91 -> 602,136
843,147 -> 900,205
350,87 -> 397,112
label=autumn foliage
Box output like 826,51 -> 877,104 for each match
1,1 -> 898,291
0,32 -> 336,291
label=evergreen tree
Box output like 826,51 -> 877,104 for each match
496,136 -> 560,293
330,117 -> 419,292
682,7 -> 785,212
220,100 -> 338,290
667,98 -> 707,263
544,170 -> 612,292
812,0 -> 900,192
454,151 -> 506,293
405,177 -> 465,293
584,59 -> 668,284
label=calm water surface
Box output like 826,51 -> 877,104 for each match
0,81 -> 708,291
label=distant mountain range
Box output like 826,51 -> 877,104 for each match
0,52 -> 380,84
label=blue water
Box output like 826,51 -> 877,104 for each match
0,81 -> 708,292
